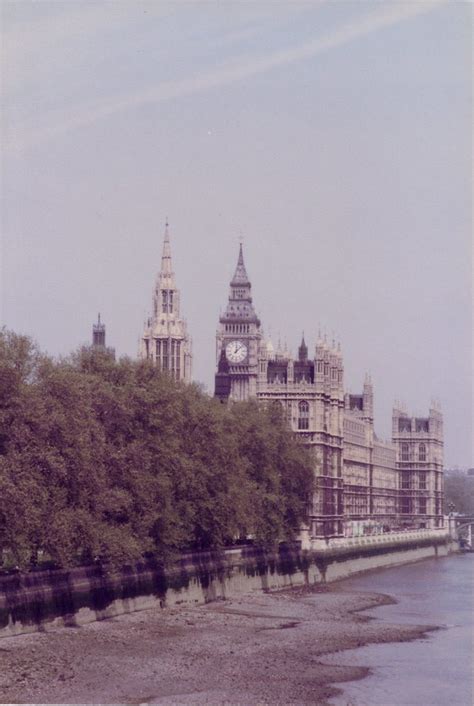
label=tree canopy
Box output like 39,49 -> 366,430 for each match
444,471 -> 474,516
0,330 -> 314,569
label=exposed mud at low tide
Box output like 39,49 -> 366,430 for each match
0,584 -> 435,705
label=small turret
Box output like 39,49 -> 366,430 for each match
92,313 -> 106,348
266,338 -> 275,360
315,331 -> 326,390
336,341 -> 344,394
275,336 -> 284,361
298,333 -> 308,362
90,313 -> 115,359
363,373 -> 374,423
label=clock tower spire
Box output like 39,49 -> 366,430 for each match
214,243 -> 262,401
231,242 -> 250,287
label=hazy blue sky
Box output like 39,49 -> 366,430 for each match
1,1 -> 471,467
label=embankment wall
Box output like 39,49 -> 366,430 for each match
0,531 -> 456,638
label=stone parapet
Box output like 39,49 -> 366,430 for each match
311,527 -> 449,553
0,536 -> 456,639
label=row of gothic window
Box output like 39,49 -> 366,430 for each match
400,498 -> 430,515
275,406 -> 432,450
316,361 -> 342,378
400,498 -> 428,514
298,401 -> 309,430
224,323 -> 250,333
267,368 -> 340,383
400,443 -> 427,462
401,472 -> 428,489
144,339 -> 181,379
162,290 -> 174,314
401,471 -> 440,491
269,400 -> 310,430
156,339 -> 181,376
398,419 -> 430,432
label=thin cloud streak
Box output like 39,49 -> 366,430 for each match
5,0 -> 447,151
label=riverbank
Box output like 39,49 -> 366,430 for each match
0,582 -> 437,705
328,554 -> 474,706
1,532 -> 454,639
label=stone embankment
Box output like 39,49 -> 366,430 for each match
0,527 -> 454,639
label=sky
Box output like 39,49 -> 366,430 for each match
1,0 -> 472,467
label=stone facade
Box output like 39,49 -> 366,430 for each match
214,246 -> 444,540
257,336 -> 345,540
392,404 -> 444,528
140,222 -> 192,381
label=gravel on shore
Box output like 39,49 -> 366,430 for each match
0,583 -> 437,705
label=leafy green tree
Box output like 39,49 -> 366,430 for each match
0,330 -> 314,570
444,471 -> 474,515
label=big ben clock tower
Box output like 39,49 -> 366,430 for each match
214,244 -> 262,402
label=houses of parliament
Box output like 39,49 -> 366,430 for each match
94,223 -> 445,542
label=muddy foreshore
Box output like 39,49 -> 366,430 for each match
0,583 -> 437,705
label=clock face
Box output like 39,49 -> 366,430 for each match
225,340 -> 248,363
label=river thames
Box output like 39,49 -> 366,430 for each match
329,553 -> 474,706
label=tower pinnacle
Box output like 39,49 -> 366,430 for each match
92,313 -> 106,347
140,219 -> 192,381
231,243 -> 250,286
161,220 -> 173,278
298,332 -> 308,362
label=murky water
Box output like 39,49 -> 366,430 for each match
328,554 -> 474,706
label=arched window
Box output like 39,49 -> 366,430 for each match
298,401 -> 309,430
269,400 -> 283,416
419,443 -> 426,461
401,443 -> 409,462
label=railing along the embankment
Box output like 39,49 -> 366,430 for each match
311,527 -> 450,553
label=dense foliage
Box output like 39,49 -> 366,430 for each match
444,471 -> 474,515
0,330 -> 314,569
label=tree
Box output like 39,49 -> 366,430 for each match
0,329 -> 314,570
444,471 -> 474,515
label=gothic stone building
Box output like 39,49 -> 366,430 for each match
215,245 -> 444,539
85,313 -> 115,359
140,222 -> 192,381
